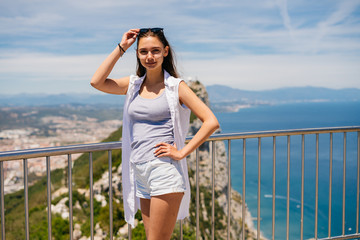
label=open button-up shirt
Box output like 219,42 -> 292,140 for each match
121,70 -> 191,227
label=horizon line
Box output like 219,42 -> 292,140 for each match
1,85 -> 360,96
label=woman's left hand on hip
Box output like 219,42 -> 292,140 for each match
154,142 -> 183,160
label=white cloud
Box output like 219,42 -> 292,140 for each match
275,0 -> 294,37
0,50 -> 138,94
312,0 -> 360,53
0,0 -> 359,94
179,54 -> 360,90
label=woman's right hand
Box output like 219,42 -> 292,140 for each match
90,29 -> 139,95
120,29 -> 140,51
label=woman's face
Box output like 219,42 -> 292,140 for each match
137,36 -> 169,72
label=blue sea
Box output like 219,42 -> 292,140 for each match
214,101 -> 360,239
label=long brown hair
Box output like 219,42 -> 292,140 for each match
136,29 -> 179,78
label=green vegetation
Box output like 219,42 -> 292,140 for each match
72,127 -> 122,188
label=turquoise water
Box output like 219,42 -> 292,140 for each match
215,101 -> 360,239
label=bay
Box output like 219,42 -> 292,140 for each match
214,101 -> 360,239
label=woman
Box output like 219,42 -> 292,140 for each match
91,28 -> 219,240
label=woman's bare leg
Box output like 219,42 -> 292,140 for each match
140,198 -> 151,237
140,192 -> 184,240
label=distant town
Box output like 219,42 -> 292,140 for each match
0,104 -> 122,194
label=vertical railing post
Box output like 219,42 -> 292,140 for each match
357,131 -> 360,234
23,159 -> 29,240
211,141 -> 215,240
300,135 -> 305,240
342,133 -> 347,236
108,150 -> 113,240
180,219 -> 183,240
242,139 -> 246,240
257,137 -> 261,240
272,136 -> 276,240
68,154 -> 73,240
196,148 -> 200,240
0,161 -> 5,240
227,140 -> 231,240
128,223 -> 132,240
46,156 -> 52,240
315,134 -> 319,239
89,152 -> 94,240
328,133 -> 333,238
286,136 -> 290,240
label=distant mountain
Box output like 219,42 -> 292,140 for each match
0,93 -> 126,106
1,86 -> 359,108
206,85 -> 360,104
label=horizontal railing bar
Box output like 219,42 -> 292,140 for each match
1,126 -> 359,162
318,233 -> 360,240
0,142 -> 122,162
188,126 -> 360,142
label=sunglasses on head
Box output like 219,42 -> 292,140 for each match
139,28 -> 164,34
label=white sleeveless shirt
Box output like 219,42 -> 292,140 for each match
122,70 -> 191,227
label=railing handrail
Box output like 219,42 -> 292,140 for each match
1,126 -> 359,162
201,125 -> 360,141
0,142 -> 122,162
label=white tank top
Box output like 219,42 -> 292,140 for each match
128,90 -> 175,163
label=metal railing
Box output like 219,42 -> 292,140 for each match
0,126 -> 359,240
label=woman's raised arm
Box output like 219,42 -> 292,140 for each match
90,29 -> 139,95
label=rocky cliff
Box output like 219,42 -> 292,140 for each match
185,80 -> 265,240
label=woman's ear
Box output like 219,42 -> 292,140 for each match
164,46 -> 169,57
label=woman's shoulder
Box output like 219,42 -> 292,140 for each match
165,73 -> 184,87
128,74 -> 146,87
129,74 -> 142,83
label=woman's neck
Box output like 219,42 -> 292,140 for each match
145,68 -> 164,85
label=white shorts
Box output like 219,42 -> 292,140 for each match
133,157 -> 186,199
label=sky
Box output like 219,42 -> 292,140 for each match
0,0 -> 359,94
